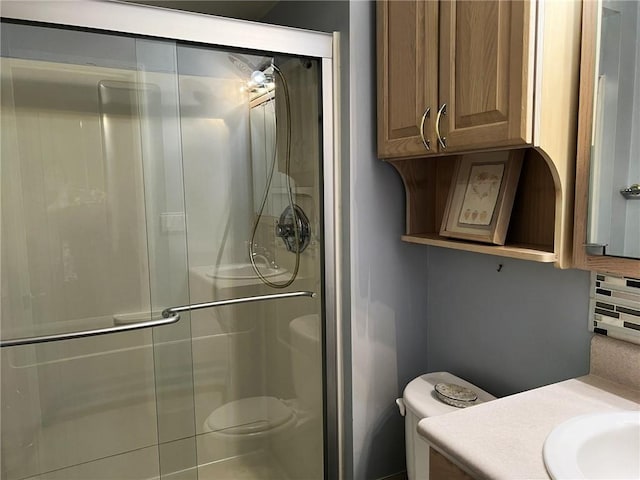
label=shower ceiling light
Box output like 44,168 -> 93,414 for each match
250,70 -> 266,85
248,70 -> 275,90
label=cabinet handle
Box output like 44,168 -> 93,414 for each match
435,103 -> 447,149
419,106 -> 431,151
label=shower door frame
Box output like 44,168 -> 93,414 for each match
0,1 -> 342,478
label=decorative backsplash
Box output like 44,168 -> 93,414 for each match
590,273 -> 640,345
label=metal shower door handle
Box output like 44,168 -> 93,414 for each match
1,291 -> 316,348
0,313 -> 181,348
162,291 -> 315,317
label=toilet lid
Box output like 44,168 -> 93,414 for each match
206,396 -> 293,434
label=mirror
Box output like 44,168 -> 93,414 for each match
586,0 -> 640,260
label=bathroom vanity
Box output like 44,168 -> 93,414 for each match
417,335 -> 640,479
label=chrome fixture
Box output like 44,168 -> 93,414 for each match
620,184 -> 640,200
0,291 -> 315,348
277,204 -> 311,253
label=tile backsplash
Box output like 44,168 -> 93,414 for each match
591,273 -> 640,345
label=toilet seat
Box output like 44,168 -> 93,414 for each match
205,396 -> 294,435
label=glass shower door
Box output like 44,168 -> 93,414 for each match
177,45 -> 325,479
0,22 -> 195,480
1,16 -> 329,480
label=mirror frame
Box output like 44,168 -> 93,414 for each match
573,0 -> 640,277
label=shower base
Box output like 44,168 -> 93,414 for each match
197,451 -> 290,480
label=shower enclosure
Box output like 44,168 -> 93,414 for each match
0,2 -> 338,479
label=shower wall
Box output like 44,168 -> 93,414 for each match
177,46 -> 256,268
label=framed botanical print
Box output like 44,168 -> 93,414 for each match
440,150 -> 524,245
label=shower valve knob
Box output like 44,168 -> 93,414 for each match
275,204 -> 311,253
276,224 -> 294,237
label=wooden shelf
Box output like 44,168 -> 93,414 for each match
401,233 -> 557,263
388,148 -> 561,265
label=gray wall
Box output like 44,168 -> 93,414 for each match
347,3 -> 430,479
264,0 -> 347,33
425,248 -> 593,398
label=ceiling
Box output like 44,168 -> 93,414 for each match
129,1 -> 280,21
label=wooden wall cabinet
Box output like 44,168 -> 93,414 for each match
377,1 -> 533,157
377,0 -> 583,268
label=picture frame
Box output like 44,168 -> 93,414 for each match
440,150 -> 524,245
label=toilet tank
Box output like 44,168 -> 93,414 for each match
398,372 -> 496,480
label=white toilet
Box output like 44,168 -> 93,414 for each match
202,314 -> 321,450
397,372 -> 496,480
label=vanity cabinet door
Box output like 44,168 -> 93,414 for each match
429,448 -> 476,480
377,0 -> 438,158
438,0 -> 534,152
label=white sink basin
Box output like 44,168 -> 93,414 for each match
543,410 -> 640,479
206,263 -> 287,280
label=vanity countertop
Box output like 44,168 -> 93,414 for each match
417,374 -> 640,479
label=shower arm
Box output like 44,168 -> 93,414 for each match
0,291 -> 316,348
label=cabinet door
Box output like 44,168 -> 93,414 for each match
429,448 -> 475,480
377,0 -> 438,158
438,0 -> 534,152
